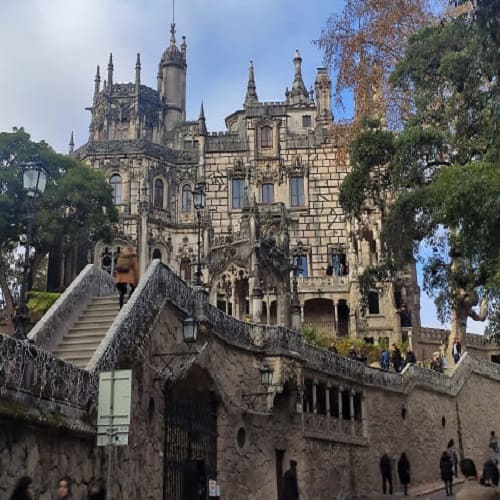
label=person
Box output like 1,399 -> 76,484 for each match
9,476 -> 34,500
456,458 -> 500,500
480,460 -> 500,487
56,476 -> 74,500
380,453 -> 393,495
348,346 -> 358,361
328,341 -> 338,354
431,354 -> 443,373
405,347 -> 417,366
446,439 -> 458,478
283,459 -> 299,500
489,431 -> 499,464
397,452 -> 411,496
380,348 -> 390,370
452,337 -> 462,364
88,481 -> 106,500
440,451 -> 454,496
391,344 -> 403,372
114,245 -> 139,308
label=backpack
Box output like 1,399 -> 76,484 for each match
116,255 -> 131,273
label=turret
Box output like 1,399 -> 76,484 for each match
94,65 -> 101,97
288,50 -> 309,106
314,67 -> 333,125
198,102 -> 207,136
244,61 -> 258,107
107,53 -> 113,89
158,23 -> 187,131
135,53 -> 141,86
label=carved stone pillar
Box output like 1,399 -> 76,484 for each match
325,384 -> 331,416
338,385 -> 343,418
313,378 -> 318,414
350,389 -> 356,434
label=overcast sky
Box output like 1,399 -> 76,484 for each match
0,0 -> 485,333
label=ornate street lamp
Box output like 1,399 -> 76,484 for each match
192,183 -> 206,287
182,316 -> 198,344
13,159 -> 48,340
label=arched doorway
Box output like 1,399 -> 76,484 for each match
303,298 -> 335,337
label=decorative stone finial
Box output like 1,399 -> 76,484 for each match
244,60 -> 259,107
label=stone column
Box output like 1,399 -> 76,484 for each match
325,384 -> 331,416
231,279 -> 237,319
350,390 -> 355,435
338,385 -> 343,419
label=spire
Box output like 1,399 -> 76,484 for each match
244,60 -> 258,107
181,36 -> 187,61
169,23 -> 176,47
69,131 -> 74,154
135,53 -> 141,85
289,49 -> 309,105
94,65 -> 101,95
198,102 -> 207,135
107,53 -> 113,87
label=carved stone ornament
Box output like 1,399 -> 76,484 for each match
250,325 -> 264,347
227,159 -> 245,179
176,236 -> 194,263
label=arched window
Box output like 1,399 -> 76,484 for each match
261,126 -> 273,148
110,174 -> 122,205
152,248 -> 162,260
154,179 -> 164,209
182,185 -> 192,212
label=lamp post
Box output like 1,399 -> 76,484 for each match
192,183 -> 206,287
13,160 -> 48,340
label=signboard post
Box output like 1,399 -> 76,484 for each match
97,369 -> 132,500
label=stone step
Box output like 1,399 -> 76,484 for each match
90,296 -> 120,305
53,345 -> 99,356
57,355 -> 91,368
60,336 -> 104,346
72,318 -> 116,328
65,329 -> 108,338
79,312 -> 118,322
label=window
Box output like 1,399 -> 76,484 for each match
262,183 -> 274,203
290,176 -> 304,206
293,255 -> 308,277
232,178 -> 245,209
261,126 -> 273,148
302,115 -> 312,127
110,174 -> 122,205
152,248 -> 162,260
182,185 -> 192,212
368,291 -> 380,314
331,252 -> 348,276
154,179 -> 164,209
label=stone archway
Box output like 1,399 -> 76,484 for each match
303,298 -> 335,337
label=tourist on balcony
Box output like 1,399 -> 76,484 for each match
114,246 -> 139,309
380,453 -> 393,495
405,347 -> 417,366
8,476 -> 34,500
328,341 -> 338,354
391,344 -> 403,372
452,338 -> 462,364
348,345 -> 358,361
397,452 -> 411,496
380,348 -> 390,370
440,451 -> 454,496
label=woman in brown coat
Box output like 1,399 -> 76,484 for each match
114,246 -> 139,308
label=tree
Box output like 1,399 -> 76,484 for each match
339,4 -> 500,356
0,128 -> 118,333
316,0 -> 440,126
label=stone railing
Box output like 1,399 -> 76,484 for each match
0,333 -> 93,409
28,264 -> 116,351
87,260 -> 196,376
302,413 -> 367,445
298,275 -> 349,292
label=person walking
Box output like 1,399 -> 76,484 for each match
452,337 -> 462,364
283,460 -> 299,500
9,476 -> 34,500
480,460 -> 499,487
489,431 -> 499,464
114,246 -> 139,309
440,451 -> 454,496
55,477 -> 74,500
456,458 -> 500,499
397,452 -> 411,496
380,453 -> 393,495
446,439 -> 459,478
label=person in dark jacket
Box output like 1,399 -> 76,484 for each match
88,481 -> 106,500
398,452 -> 411,496
440,451 -> 454,496
480,460 -> 499,487
9,476 -> 34,500
283,460 -> 299,500
380,453 -> 393,495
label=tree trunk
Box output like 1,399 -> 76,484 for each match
0,260 -> 15,335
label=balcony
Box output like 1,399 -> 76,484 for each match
297,275 -> 349,293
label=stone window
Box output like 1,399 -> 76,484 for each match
261,126 -> 273,148
330,251 -> 348,276
182,184 -> 192,212
368,291 -> 380,314
302,115 -> 312,127
180,259 -> 191,281
341,391 -> 351,420
353,393 -> 363,422
262,183 -> 274,204
316,382 -> 327,415
232,178 -> 245,209
293,255 -> 308,277
290,176 -> 304,206
154,178 -> 164,209
110,174 -> 122,205
329,387 -> 339,418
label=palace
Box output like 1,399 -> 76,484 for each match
74,23 -> 420,343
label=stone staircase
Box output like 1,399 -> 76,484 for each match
51,295 -> 121,369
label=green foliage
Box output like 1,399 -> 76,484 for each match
302,326 -> 330,348
27,291 -> 61,314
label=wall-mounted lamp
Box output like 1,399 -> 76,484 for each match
242,365 -> 275,409
182,316 -> 198,343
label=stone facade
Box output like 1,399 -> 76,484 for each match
2,263 -> 499,499
74,23 -> 420,343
